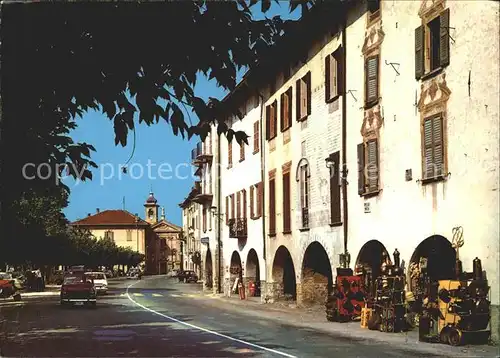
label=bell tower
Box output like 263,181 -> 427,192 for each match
144,191 -> 159,224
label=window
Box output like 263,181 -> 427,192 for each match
325,46 -> 344,102
269,171 -> 276,236
228,140 -> 232,167
250,185 -> 255,219
225,196 -> 229,225
367,0 -> 380,23
328,152 -> 341,225
104,230 -> 114,242
239,142 -> 245,162
357,139 -> 380,195
365,55 -> 379,107
266,101 -> 278,141
253,121 -> 260,154
282,162 -> 291,233
208,208 -> 212,231
202,208 -> 207,233
415,8 -> 450,79
422,115 -> 445,181
280,87 -> 293,132
126,229 -> 132,241
298,162 -> 310,229
236,191 -> 241,218
249,183 -> 262,220
296,72 -> 311,121
231,194 -> 235,219
242,189 -> 247,219
256,182 -> 262,218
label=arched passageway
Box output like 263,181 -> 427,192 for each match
355,240 -> 390,297
408,235 -> 456,297
301,242 -> 333,305
229,251 -> 243,294
272,246 -> 296,300
205,249 -> 213,289
246,249 -> 261,297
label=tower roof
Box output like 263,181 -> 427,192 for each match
145,191 -> 158,205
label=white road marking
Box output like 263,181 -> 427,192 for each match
133,293 -> 144,297
126,281 -> 297,358
170,294 -> 181,297
152,293 -> 163,297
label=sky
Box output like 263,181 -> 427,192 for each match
63,2 -> 301,226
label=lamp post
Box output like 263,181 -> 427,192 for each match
210,205 -> 223,294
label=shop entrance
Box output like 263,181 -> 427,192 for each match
245,249 -> 261,297
205,249 -> 213,289
355,240 -> 390,296
272,245 -> 296,300
301,242 -> 333,305
229,251 -> 242,294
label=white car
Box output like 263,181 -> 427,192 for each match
84,272 -> 108,294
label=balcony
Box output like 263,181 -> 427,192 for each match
191,141 -> 213,166
301,207 -> 309,229
228,218 -> 247,239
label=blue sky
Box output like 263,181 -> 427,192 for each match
63,2 -> 301,226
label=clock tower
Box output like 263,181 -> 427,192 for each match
144,191 -> 159,224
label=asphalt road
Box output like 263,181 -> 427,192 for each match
0,276 -> 445,357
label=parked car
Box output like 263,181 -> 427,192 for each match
60,274 -> 97,307
84,272 -> 108,295
167,269 -> 179,278
178,270 -> 198,283
127,268 -> 142,280
0,272 -> 21,300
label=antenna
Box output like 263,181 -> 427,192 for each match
150,184 -> 153,193
122,196 -> 125,210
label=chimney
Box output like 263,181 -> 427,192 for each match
96,208 -> 100,213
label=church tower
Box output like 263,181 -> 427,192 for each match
144,191 -> 159,224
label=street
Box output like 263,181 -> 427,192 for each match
0,276 -> 496,357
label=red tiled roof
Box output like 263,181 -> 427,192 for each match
71,210 -> 149,226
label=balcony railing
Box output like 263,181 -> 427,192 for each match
301,207 -> 309,229
228,218 -> 247,239
191,141 -> 213,165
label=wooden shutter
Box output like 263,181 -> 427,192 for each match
330,151 -> 341,223
337,47 -> 344,95
440,8 -> 450,68
433,117 -> 444,176
415,25 -> 425,80
253,121 -> 259,153
228,140 -> 232,166
273,101 -> 278,137
242,189 -> 247,219
231,194 -> 235,219
283,172 -> 291,232
365,56 -> 379,104
203,208 -> 207,232
240,142 -> 245,161
325,55 -> 337,101
257,182 -> 262,217
236,191 -> 241,218
266,106 -> 271,140
269,179 -> 276,234
225,196 -> 229,224
300,166 -> 305,208
269,103 -> 276,138
306,72 -> 312,116
287,88 -> 293,128
357,143 -> 365,195
366,140 -> 379,192
296,78 -> 301,121
280,93 -> 285,132
249,185 -> 255,219
284,91 -> 289,129
304,167 -> 309,208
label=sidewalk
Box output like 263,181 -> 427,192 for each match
192,291 -> 498,357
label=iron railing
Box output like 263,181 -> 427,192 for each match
302,207 -> 309,229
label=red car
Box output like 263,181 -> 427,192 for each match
60,273 -> 97,307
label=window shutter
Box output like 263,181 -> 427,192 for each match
283,91 -> 289,129
367,140 -> 379,192
433,117 -> 444,176
269,179 -> 276,234
337,47 -> 344,95
242,189 -> 247,219
236,191 -> 241,218
440,8 -> 450,68
304,167 -> 309,209
250,185 -> 254,219
287,88 -> 293,129
240,142 -> 245,161
300,167 -> 305,208
231,194 -> 235,219
306,72 -> 312,116
366,56 -> 379,104
296,78 -> 301,121
203,208 -> 207,232
423,118 -> 434,179
273,101 -> 278,137
266,106 -> 270,140
283,172 -> 291,232
225,196 -> 229,224
257,182 -> 262,217
357,143 -> 365,195
325,55 -> 331,101
330,151 -> 341,223
228,141 -> 232,166
280,93 -> 285,132
415,25 -> 425,80
254,121 -> 259,152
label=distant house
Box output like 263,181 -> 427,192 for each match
71,191 -> 182,275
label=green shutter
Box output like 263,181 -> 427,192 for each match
440,8 -> 450,68
367,140 -> 379,191
423,118 -> 434,179
433,117 -> 444,176
415,25 -> 425,79
366,56 -> 379,104
357,143 -> 365,195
